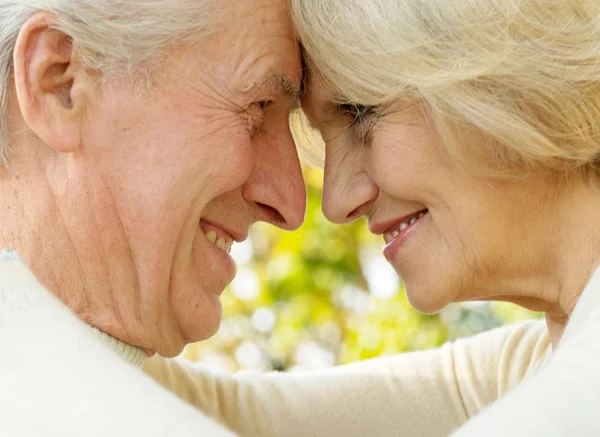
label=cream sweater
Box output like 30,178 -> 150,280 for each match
143,268 -> 600,437
2,252 -> 600,436
144,319 -> 552,437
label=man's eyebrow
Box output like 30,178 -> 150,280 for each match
241,72 -> 302,102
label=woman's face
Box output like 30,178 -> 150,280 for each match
74,0 -> 305,355
303,73 -> 557,314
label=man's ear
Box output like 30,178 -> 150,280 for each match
12,12 -> 88,153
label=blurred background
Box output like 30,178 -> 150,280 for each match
184,167 -> 541,372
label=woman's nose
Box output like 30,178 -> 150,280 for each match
321,152 -> 378,224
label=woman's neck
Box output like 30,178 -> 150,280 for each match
501,176 -> 600,347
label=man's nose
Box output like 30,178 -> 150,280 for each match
321,147 -> 378,224
242,124 -> 307,231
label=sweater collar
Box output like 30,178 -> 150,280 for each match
92,328 -> 147,368
558,264 -> 600,349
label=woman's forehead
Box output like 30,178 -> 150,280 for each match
300,73 -> 333,127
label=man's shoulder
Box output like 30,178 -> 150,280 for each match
0,253 -> 63,324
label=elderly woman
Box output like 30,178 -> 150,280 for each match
0,0 -> 305,435
141,0 -> 600,436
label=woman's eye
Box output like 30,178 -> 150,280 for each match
336,103 -> 377,145
338,103 -> 375,126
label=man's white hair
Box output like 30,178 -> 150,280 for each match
0,0 -> 219,162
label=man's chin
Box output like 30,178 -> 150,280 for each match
171,295 -> 224,352
145,320 -> 220,359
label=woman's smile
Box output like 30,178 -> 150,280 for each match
381,210 -> 429,263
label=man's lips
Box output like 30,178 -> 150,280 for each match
199,220 -> 247,254
199,219 -> 247,243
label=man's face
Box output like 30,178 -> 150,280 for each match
77,0 -> 306,356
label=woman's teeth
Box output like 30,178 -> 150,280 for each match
384,210 -> 427,243
205,230 -> 233,253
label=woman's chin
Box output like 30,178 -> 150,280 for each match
404,282 -> 451,315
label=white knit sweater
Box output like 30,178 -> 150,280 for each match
0,252 -> 236,437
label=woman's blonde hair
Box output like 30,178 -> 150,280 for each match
0,0 -> 219,162
291,0 -> 600,178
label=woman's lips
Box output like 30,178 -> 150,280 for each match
383,209 -> 428,244
382,210 -> 429,261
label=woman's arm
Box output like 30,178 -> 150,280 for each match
144,320 -> 549,437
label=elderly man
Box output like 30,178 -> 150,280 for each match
0,0 -> 304,435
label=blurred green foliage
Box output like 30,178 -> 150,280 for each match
184,168 -> 541,371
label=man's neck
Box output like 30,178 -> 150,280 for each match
0,147 -> 149,355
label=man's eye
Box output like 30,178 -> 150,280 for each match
254,100 -> 273,111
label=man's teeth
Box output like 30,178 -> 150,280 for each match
385,211 -> 427,243
217,238 -> 233,253
205,230 -> 233,253
206,231 -> 218,244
